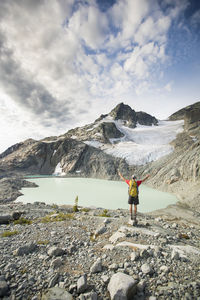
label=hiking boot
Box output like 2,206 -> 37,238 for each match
133,216 -> 138,226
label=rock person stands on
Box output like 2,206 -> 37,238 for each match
118,171 -> 150,224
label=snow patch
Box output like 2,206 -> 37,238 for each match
84,140 -> 103,148
53,162 -> 65,176
84,120 -> 184,166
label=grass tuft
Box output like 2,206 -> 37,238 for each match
13,217 -> 32,225
98,209 -> 111,218
1,230 -> 19,237
41,212 -> 74,223
37,240 -> 49,245
81,208 -> 91,213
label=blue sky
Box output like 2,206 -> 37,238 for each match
0,0 -> 199,153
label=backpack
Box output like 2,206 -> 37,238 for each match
128,179 -> 138,197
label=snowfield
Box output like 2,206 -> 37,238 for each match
85,120 -> 184,165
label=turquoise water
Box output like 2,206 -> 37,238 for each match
16,178 -> 177,213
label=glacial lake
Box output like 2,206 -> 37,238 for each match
16,178 -> 177,213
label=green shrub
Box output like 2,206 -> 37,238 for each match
14,217 -> 32,225
1,230 -> 19,237
41,212 -> 74,223
98,209 -> 111,218
73,196 -> 79,212
51,203 -> 58,209
37,240 -> 49,245
81,207 -> 91,213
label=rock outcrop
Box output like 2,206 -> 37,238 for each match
0,138 -> 130,180
139,101 -> 200,211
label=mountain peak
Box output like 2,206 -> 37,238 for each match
109,102 -> 137,128
109,102 -> 158,128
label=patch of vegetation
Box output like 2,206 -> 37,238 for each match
1,230 -> 19,237
20,268 -> 27,274
81,207 -> 91,213
13,217 -> 32,225
98,209 -> 111,218
90,233 -> 96,242
51,203 -> 59,209
73,195 -> 79,212
37,240 -> 49,245
41,212 -> 74,223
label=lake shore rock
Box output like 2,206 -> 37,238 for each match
0,201 -> 199,299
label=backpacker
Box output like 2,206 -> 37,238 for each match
128,179 -> 138,197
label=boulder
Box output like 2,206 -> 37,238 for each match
50,258 -> 63,269
13,243 -> 38,256
109,231 -> 126,243
108,272 -> 137,300
141,263 -> 152,274
77,274 -> 87,294
47,246 -> 65,257
90,258 -> 102,273
41,287 -> 73,300
0,280 -> 9,297
79,292 -> 97,300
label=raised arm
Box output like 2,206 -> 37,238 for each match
142,174 -> 150,182
118,170 -> 126,182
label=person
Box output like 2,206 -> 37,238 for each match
118,170 -> 150,224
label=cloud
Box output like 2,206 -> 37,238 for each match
0,0 -> 194,152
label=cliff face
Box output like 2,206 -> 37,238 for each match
169,101 -> 200,131
139,101 -> 200,211
0,137 -> 131,179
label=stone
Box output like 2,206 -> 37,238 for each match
160,266 -> 169,273
141,264 -> 152,274
130,252 -> 139,261
101,275 -> 109,284
104,218 -> 111,224
172,223 -> 177,228
137,280 -> 146,292
47,247 -> 65,257
4,263 -> 17,271
77,274 -> 87,294
108,272 -> 137,300
50,258 -> 63,269
109,263 -> 119,270
94,225 -> 107,236
79,291 -> 97,300
90,258 -> 102,273
41,287 -> 73,300
48,273 -> 60,288
13,243 -> 38,256
103,244 -> 114,250
140,249 -> 149,259
171,250 -> 180,260
109,231 -> 126,243
0,280 -> 9,297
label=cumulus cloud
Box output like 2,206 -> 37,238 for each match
0,0 -> 194,152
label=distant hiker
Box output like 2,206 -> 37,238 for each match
118,171 -> 150,224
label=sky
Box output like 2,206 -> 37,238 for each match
0,0 -> 199,153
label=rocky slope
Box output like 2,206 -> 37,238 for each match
0,202 -> 199,300
138,101 -> 200,212
63,102 -> 158,144
0,138 -> 130,179
0,103 -> 158,180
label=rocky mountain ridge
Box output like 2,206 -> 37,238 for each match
0,101 -> 199,212
138,101 -> 200,212
0,102 -> 158,179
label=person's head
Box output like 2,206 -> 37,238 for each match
131,174 -> 137,180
